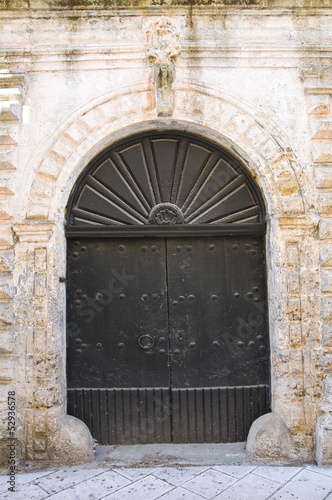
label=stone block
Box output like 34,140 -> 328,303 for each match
309,104 -> 330,117
117,94 -> 140,116
80,108 -> 103,133
0,226 -> 13,248
286,243 -> 299,267
27,202 -> 50,220
228,113 -> 253,136
245,122 -> 264,142
37,150 -> 65,180
0,251 -> 13,276
287,270 -> 300,295
59,131 -> 79,150
273,154 -> 291,173
0,209 -> 12,223
34,247 -> 47,273
212,102 -> 235,128
281,196 -> 305,215
139,90 -> 154,112
0,135 -> 17,149
261,137 -> 283,162
319,218 -> 332,239
34,305 -> 48,329
312,143 -> 332,164
316,378 -> 332,466
318,192 -> 332,216
287,298 -> 301,321
0,161 -> 15,171
33,437 -> 46,452
314,153 -> 332,164
38,159 -> 62,180
30,179 -> 53,200
52,138 -> 74,160
0,302 -> 14,324
289,323 -> 302,345
0,284 -> 12,302
13,222 -> 53,243
99,100 -> 117,123
64,122 -> 87,145
322,322 -> 332,346
316,421 -> 332,466
0,187 -> 14,200
0,317 -> 12,330
34,275 -> 47,298
0,331 -> 13,355
312,128 -> 332,142
314,167 -> 332,189
315,153 -> 332,164
322,296 -> 332,324
275,324 -> 290,351
320,243 -> 332,267
246,412 -> 296,463
321,269 -> 332,295
290,350 -> 304,374
277,177 -> 299,197
51,415 -> 94,466
290,401 -> 306,429
0,357 -> 13,383
0,110 -> 19,123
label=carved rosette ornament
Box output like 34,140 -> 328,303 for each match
145,17 -> 180,117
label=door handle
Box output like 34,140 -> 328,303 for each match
138,334 -> 154,350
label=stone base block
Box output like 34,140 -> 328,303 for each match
246,412 -> 296,463
51,415 -> 94,466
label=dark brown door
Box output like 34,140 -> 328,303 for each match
167,236 -> 269,389
66,129 -> 270,443
67,234 -> 269,444
67,237 -> 170,389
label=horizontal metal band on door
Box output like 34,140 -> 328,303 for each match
67,385 -> 270,445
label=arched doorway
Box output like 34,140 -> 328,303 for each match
65,129 -> 270,444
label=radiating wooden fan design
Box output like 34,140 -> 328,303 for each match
67,132 -> 264,227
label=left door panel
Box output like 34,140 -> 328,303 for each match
67,238 -> 170,388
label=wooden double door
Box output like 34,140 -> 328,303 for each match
67,234 -> 270,444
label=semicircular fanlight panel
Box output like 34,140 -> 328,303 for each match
67,133 -> 264,227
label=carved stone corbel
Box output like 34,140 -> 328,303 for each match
153,64 -> 176,117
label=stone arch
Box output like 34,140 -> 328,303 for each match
20,82 -> 318,462
26,81 -> 309,223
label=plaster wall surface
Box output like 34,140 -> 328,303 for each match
0,2 -> 331,465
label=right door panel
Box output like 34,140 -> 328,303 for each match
167,236 -> 270,388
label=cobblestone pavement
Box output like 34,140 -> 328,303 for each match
1,445 -> 331,499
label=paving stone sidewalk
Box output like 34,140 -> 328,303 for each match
0,445 -> 331,499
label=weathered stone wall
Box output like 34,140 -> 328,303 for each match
0,3 -> 331,465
